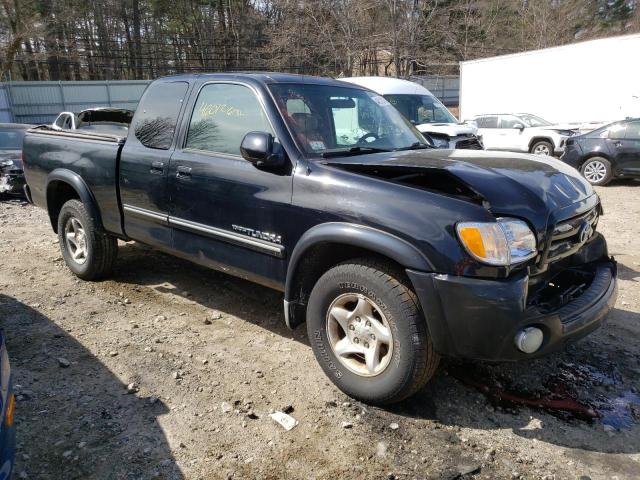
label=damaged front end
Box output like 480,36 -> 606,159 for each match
406,214 -> 617,362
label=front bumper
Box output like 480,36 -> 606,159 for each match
408,258 -> 617,361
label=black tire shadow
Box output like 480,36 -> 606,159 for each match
0,294 -> 184,480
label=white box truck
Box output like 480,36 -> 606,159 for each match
460,34 -> 640,126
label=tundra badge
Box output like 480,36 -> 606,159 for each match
232,225 -> 282,244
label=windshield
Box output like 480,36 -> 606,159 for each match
0,128 -> 26,150
384,94 -> 458,125
269,84 -> 428,156
518,114 -> 552,127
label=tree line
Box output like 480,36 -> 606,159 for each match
1,0 -> 638,81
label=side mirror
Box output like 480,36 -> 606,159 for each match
240,132 -> 284,168
514,123 -> 525,131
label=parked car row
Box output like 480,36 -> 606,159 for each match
2,77 -> 638,202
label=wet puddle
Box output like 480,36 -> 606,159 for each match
449,361 -> 640,429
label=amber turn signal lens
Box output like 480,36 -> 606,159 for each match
457,226 -> 486,259
4,393 -> 14,427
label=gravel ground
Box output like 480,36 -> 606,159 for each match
0,180 -> 639,480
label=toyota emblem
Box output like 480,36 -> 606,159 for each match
579,222 -> 593,243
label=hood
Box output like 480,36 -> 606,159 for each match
416,123 -> 477,136
537,124 -> 578,133
324,149 -> 595,230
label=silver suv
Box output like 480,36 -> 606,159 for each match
471,113 -> 577,156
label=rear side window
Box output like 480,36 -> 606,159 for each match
608,123 -> 626,140
185,83 -> 273,155
476,116 -> 498,128
132,81 -> 188,149
624,121 -> 640,140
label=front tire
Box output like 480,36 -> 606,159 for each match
306,259 -> 439,405
581,156 -> 612,186
57,199 -> 118,280
530,140 -> 554,156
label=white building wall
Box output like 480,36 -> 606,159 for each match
460,34 -> 640,124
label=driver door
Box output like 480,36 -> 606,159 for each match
168,81 -> 294,289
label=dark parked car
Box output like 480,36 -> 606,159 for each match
0,123 -> 32,196
561,118 -> 640,185
23,73 -> 617,404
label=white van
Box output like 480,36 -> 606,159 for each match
340,76 -> 482,150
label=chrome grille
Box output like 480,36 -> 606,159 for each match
547,207 -> 599,263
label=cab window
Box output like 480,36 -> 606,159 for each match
132,81 -> 188,150
185,83 -> 273,155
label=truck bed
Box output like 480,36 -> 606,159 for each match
22,126 -> 126,236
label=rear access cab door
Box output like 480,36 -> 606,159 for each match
119,80 -> 190,248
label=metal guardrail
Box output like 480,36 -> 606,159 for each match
0,80 -> 150,124
409,75 -> 460,107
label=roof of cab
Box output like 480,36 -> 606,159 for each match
340,76 -> 435,96
155,72 -> 365,89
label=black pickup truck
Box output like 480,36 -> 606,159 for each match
22,73 -> 617,404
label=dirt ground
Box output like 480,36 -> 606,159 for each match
0,180 -> 639,480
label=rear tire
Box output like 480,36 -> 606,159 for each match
306,258 -> 439,405
57,199 -> 118,280
581,156 -> 612,186
530,140 -> 554,156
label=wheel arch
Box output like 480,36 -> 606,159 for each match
46,169 -> 103,234
579,152 -> 613,169
528,136 -> 554,152
284,222 -> 434,329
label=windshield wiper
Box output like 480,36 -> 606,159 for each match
396,142 -> 433,151
321,146 -> 392,158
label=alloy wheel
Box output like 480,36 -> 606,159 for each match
533,144 -> 551,155
326,293 -> 393,377
64,216 -> 88,265
583,160 -> 607,183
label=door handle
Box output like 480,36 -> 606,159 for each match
150,161 -> 164,174
176,165 -> 192,179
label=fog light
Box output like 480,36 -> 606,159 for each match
514,327 -> 544,354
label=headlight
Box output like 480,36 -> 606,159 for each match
0,160 -> 14,167
456,218 -> 537,266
